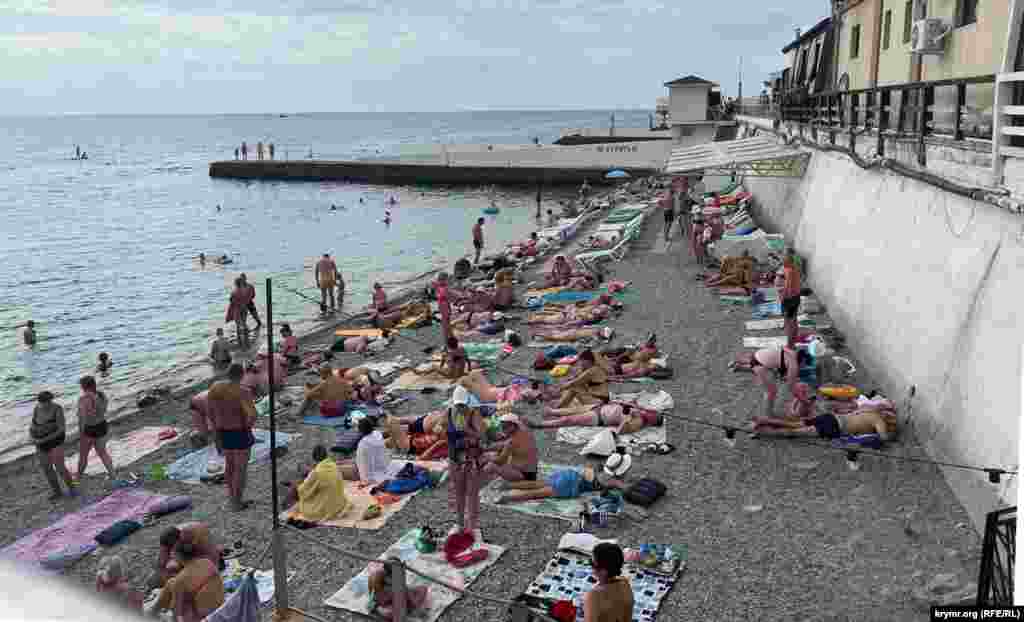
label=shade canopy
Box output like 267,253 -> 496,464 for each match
664,135 -> 810,178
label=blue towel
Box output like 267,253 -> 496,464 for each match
752,302 -> 782,319
206,573 -> 260,622
542,291 -> 598,305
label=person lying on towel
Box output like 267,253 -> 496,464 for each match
284,445 -> 350,522
386,411 -> 448,459
155,522 -> 223,587
551,350 -> 609,408
527,304 -> 610,326
457,369 -> 543,404
534,402 -> 664,434
751,383 -> 898,441
372,301 -> 431,330
530,326 -> 608,343
495,466 -> 626,504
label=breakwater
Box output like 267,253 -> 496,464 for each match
208,160 -> 659,186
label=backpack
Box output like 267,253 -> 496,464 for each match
623,478 -> 667,507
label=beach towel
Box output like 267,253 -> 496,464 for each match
206,571 -> 260,622
64,426 -> 183,476
387,370 -> 454,392
282,460 -> 448,530
719,295 -> 751,305
461,342 -> 505,367
743,336 -> 790,349
335,328 -> 386,338
523,547 -> 685,622
324,528 -> 505,621
479,463 -> 621,522
1,489 -> 167,565
362,356 -> 414,378
165,429 -> 296,484
556,425 -> 667,452
753,302 -> 782,318
745,316 -> 814,331
612,391 -> 675,411
302,401 -> 383,428
220,559 -> 291,604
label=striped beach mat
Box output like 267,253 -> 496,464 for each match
743,336 -> 789,349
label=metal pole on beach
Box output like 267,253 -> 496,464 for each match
265,278 -> 291,614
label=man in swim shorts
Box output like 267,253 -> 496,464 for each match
483,414 -> 538,483
208,364 -> 258,512
472,218 -> 485,265
315,253 -> 339,312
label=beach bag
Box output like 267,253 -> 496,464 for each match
380,468 -> 431,495
623,478 -> 667,507
95,520 -> 143,546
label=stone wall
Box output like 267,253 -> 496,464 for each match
737,135 -> 1023,530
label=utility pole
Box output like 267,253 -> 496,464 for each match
738,56 -> 744,106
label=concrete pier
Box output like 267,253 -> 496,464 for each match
208,159 -> 659,186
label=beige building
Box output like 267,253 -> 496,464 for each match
662,75 -> 733,144
833,0 -> 1010,89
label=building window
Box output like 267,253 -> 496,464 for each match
810,42 -> 821,82
883,9 -> 893,50
956,0 -> 978,27
851,24 -> 861,59
903,1 -> 913,43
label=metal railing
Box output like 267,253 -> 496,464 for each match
757,76 -> 997,166
977,506 -> 1016,606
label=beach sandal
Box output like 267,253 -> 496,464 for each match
646,443 -> 676,455
362,504 -> 382,521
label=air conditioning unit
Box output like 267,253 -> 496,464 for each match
910,18 -> 951,55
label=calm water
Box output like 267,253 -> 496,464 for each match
0,110 -> 650,458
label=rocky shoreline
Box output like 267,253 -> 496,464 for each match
0,181 -> 983,621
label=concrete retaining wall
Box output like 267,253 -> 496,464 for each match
208,160 -> 658,186
741,143 -> 1023,529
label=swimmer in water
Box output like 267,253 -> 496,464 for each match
330,204 -> 337,211
359,197 -> 365,204
97,352 -> 113,372
216,205 -> 221,212
199,253 -> 206,266
23,320 -> 37,346
383,211 -> 392,226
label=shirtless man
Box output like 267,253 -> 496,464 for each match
208,364 -> 258,512
482,414 -> 539,483
239,273 -> 261,328
472,217 -> 485,265
209,328 -> 232,366
386,410 -> 447,455
301,365 -> 354,417
315,253 -> 339,312
751,401 -> 898,441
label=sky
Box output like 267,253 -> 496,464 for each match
1,0 -> 829,115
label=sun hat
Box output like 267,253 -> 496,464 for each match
604,452 -> 632,477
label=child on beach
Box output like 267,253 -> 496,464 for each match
209,328 -> 232,366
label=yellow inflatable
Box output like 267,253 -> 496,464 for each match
817,385 -> 859,400
550,364 -> 571,378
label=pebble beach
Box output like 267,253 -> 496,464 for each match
0,181 -> 983,621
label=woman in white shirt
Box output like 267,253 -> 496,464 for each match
349,417 -> 390,484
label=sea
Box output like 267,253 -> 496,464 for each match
0,109 -> 653,460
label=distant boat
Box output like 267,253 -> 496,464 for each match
279,114 -> 288,118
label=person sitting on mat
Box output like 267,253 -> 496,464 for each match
535,402 -> 664,434
367,559 -> 429,621
584,543 -> 634,622
545,255 -> 574,288
285,445 -> 350,521
495,466 -> 626,504
145,541 -> 225,622
335,417 -> 391,483
279,324 -> 300,366
705,251 -> 755,290
552,350 -> 609,408
414,337 -> 468,379
155,523 -> 223,587
302,365 -> 354,417
482,414 -> 538,483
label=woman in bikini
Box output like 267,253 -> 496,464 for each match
731,346 -> 805,418
534,402 -> 664,434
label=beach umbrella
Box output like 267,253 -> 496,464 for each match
605,169 -> 630,180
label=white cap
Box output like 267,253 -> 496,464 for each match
492,311 -> 505,321
604,452 -> 633,477
452,385 -> 471,406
